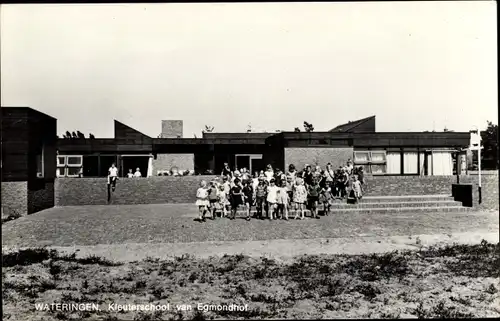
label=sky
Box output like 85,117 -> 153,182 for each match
1,2 -> 497,138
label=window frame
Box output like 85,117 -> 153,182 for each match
57,155 -> 83,177
354,150 -> 388,175
66,155 -> 83,167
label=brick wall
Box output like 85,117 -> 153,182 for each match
363,173 -> 498,210
161,120 -> 183,138
285,147 -> 354,170
28,181 -> 55,214
54,173 -> 499,210
152,154 -> 194,174
1,182 -> 28,216
55,176 -> 217,206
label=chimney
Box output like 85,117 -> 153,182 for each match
161,120 -> 183,138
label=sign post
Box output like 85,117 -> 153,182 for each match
470,128 -> 482,204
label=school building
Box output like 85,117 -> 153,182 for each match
5,106 -> 494,215
54,114 -> 471,178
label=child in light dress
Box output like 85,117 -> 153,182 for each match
276,181 -> 289,220
218,184 -> 230,217
195,180 -> 210,222
266,178 -> 279,220
207,181 -> 220,219
350,175 -> 363,204
292,178 -> 307,220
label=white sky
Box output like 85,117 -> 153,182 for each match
1,2 -> 497,138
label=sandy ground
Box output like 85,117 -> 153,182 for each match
3,231 -> 498,263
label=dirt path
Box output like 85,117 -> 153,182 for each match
4,231 -> 497,263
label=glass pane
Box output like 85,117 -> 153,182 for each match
371,164 -> 387,174
67,167 -> 82,176
403,152 -> 418,174
67,156 -> 82,166
57,167 -> 66,177
354,152 -> 370,163
387,152 -> 401,174
371,151 -> 386,162
57,156 -> 66,166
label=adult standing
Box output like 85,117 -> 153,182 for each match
221,163 -> 232,180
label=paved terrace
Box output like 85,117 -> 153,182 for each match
2,204 -> 497,247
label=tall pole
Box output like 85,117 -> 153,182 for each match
478,138 -> 482,204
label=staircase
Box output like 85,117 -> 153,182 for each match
221,195 -> 471,216
326,195 -> 471,214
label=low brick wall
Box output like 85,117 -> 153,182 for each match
28,181 -> 55,214
54,173 -> 499,210
363,173 -> 498,210
1,182 -> 28,216
55,176 -> 217,206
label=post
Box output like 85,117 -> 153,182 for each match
455,151 -> 460,184
478,142 -> 482,204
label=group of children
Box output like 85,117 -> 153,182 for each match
194,161 -> 364,222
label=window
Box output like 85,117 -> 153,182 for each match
57,156 -> 66,167
57,155 -> 83,177
387,152 -> 401,174
36,145 -> 44,178
403,152 -> 418,174
354,151 -> 370,163
354,150 -> 387,175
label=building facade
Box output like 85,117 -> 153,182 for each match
1,107 -> 57,216
55,115 -> 470,178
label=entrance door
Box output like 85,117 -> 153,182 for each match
251,158 -> 265,175
235,155 -> 250,172
235,154 -> 263,174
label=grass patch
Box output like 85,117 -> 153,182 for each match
2,242 -> 499,320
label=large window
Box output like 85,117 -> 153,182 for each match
57,155 -> 83,177
403,152 -> 418,174
354,150 -> 387,175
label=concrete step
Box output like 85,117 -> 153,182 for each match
209,206 -> 472,217
357,195 -> 454,203
327,201 -> 462,209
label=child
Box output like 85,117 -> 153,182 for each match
266,178 -> 279,220
264,165 -> 274,183
242,180 -> 254,221
307,178 -> 321,219
350,175 -> 363,204
207,181 -> 220,219
229,178 -> 244,220
127,169 -> 134,178
108,163 -> 119,192
195,181 -> 210,222
320,186 -> 333,216
218,184 -> 230,218
134,167 -> 142,177
292,178 -> 307,220
252,172 -> 260,191
255,177 -> 267,220
276,181 -> 289,220
286,175 -> 294,207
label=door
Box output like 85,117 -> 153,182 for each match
235,155 -> 250,172
251,158 -> 265,175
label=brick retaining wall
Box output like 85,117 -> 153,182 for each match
1,182 -> 28,216
55,176 -> 217,206
54,173 -> 498,210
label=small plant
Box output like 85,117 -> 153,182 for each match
485,283 -> 498,294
